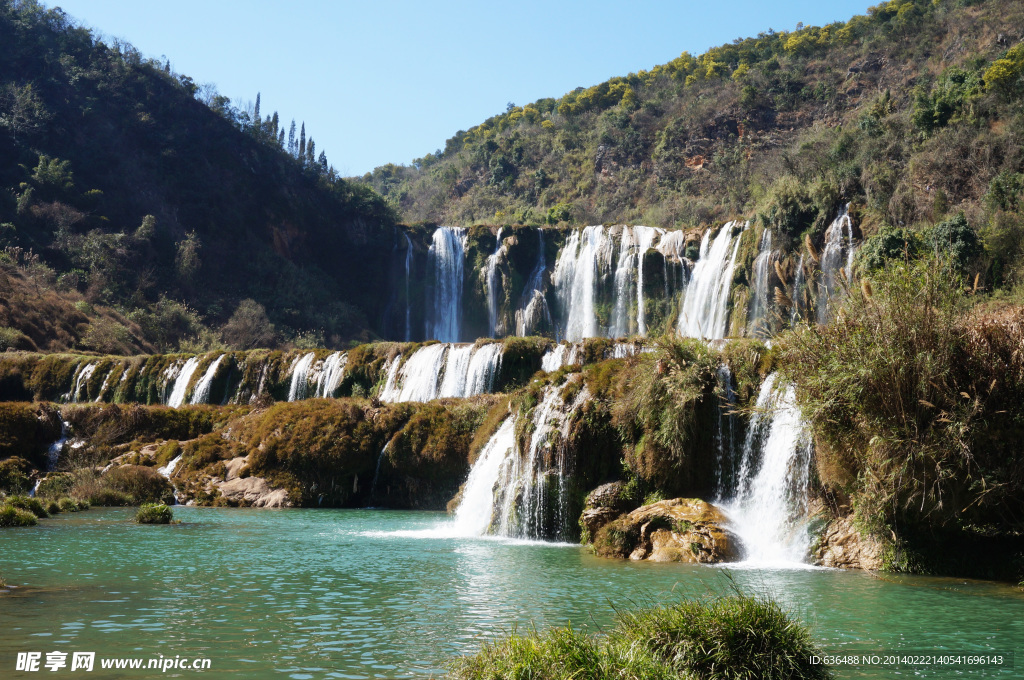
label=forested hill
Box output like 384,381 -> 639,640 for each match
360,0 -> 1024,289
0,0 -> 398,354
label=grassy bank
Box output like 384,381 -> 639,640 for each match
448,594 -> 831,679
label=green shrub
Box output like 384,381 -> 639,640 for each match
135,503 -> 173,524
57,496 -> 81,512
447,596 -> 830,680
36,472 -> 75,498
4,495 -> 49,518
100,465 -> 174,505
0,457 -> 31,494
857,225 -> 922,272
44,500 -> 60,514
0,504 -> 38,527
923,213 -> 980,273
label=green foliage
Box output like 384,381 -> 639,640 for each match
924,213 -> 981,273
448,596 -> 830,680
36,472 -> 74,498
0,504 -> 37,527
612,338 -> 719,496
135,502 -> 173,524
781,255 -> 1024,532
0,456 -> 31,494
911,67 -> 983,134
857,226 -> 923,272
221,299 -> 278,350
3,495 -> 49,518
984,42 -> 1024,97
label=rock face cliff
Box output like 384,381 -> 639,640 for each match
593,498 -> 739,564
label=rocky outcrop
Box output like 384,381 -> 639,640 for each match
814,516 -> 883,570
208,455 -> 290,509
579,481 -> 630,539
593,498 -> 738,563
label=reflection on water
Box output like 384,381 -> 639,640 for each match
1,508 -> 1021,679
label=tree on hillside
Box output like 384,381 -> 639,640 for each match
221,299 -> 278,349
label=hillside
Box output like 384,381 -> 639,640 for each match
0,0 -> 399,353
360,0 -> 1024,292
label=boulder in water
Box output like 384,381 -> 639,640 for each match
593,498 -> 738,563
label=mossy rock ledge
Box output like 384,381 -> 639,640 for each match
593,498 -> 738,563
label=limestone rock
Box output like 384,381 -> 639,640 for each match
593,498 -> 738,564
217,475 -> 290,508
579,481 -> 629,539
815,516 -> 883,570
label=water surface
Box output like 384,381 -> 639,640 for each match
1,508 -> 1020,678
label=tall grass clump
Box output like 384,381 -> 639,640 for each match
447,595 -> 830,679
135,503 -> 173,524
780,255 -> 1024,535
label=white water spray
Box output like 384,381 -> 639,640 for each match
677,221 -> 746,339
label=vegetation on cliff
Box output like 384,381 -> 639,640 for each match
0,0 -> 397,353
782,254 -> 1024,579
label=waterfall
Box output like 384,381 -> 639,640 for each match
190,355 -> 224,405
287,352 -> 317,402
64,362 -> 97,402
817,205 -> 856,324
713,364 -> 739,498
747,229 -> 773,337
426,226 -> 468,342
515,228 -> 552,337
449,377 -> 584,541
790,255 -> 806,325
540,343 -> 581,372
379,343 -> 503,403
315,352 -> 347,398
403,233 -> 413,341
552,226 -> 614,341
46,421 -> 69,471
370,441 -> 391,501
167,357 -> 201,408
451,418 -> 517,536
158,454 -> 183,478
608,226 -> 663,337
721,373 -> 814,564
677,221 -> 746,339
485,228 -> 504,337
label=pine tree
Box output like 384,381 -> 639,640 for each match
318,150 -> 328,170
278,128 -> 285,146
271,112 -> 279,139
299,123 -> 306,162
253,93 -> 261,133
287,120 -> 296,155
307,138 -> 315,164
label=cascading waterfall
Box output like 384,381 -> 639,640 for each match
403,233 -> 413,341
166,357 -> 201,408
449,377 -> 584,541
817,204 -> 856,324
379,343 -> 503,403
540,343 -> 581,372
747,229 -> 773,337
609,226 -> 663,337
515,228 -> 551,337
46,421 -> 69,471
713,364 -> 739,499
721,372 -> 814,564
451,418 -> 517,536
426,226 -> 468,342
790,255 -> 807,325
315,352 -> 347,398
190,355 -> 224,405
485,228 -> 504,337
287,352 -> 317,402
65,362 -> 97,402
677,221 -> 747,339
552,226 -> 612,341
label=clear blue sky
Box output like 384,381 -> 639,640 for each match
52,1 -> 873,176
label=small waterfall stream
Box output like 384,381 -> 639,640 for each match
515,229 -> 551,337
747,229 -> 773,337
817,205 -> 857,324
677,221 -> 746,339
287,352 -> 317,402
166,357 -> 201,408
426,227 -> 468,342
379,343 -> 503,403
485,228 -> 504,338
190,355 -> 224,405
403,233 -> 413,341
720,373 -> 814,565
